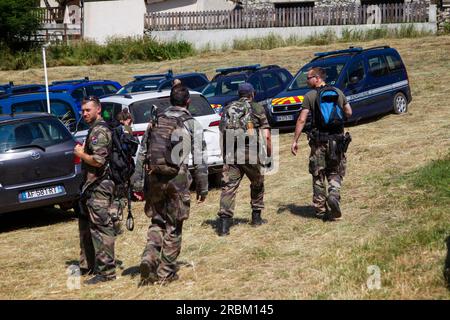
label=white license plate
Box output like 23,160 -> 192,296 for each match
276,115 -> 294,122
20,186 -> 64,201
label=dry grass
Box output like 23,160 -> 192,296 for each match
0,36 -> 450,299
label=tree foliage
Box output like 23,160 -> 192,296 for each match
0,0 -> 42,49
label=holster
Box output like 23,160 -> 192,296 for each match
328,138 -> 340,162
308,129 -> 330,144
343,132 -> 352,153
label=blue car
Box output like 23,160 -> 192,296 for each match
0,92 -> 88,134
202,64 -> 293,114
117,70 -> 209,94
267,46 -> 412,128
45,77 -> 122,109
0,82 -> 45,97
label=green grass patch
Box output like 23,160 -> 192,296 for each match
232,25 -> 433,51
321,154 -> 450,297
0,36 -> 195,70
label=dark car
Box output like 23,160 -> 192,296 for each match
202,64 -> 293,114
45,77 -> 122,110
117,70 -> 209,94
267,46 -> 412,128
0,113 -> 83,214
0,82 -> 45,97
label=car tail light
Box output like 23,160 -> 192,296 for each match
74,142 -> 82,165
133,130 -> 145,137
209,120 -> 220,127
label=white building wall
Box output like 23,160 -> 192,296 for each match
84,0 -> 147,43
152,22 -> 437,50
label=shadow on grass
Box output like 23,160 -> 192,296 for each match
0,206 -> 76,233
277,204 -> 318,219
122,266 -> 140,278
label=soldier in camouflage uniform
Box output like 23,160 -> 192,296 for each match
132,85 -> 208,285
291,67 -> 352,221
74,96 -> 117,284
216,83 -> 272,236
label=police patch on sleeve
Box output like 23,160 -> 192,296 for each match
91,135 -> 98,145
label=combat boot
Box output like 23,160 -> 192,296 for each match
327,195 -> 342,219
157,273 -> 179,286
250,210 -> 267,226
139,260 -> 158,286
217,217 -> 231,236
444,236 -> 450,288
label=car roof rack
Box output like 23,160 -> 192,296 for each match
257,65 -> 281,71
51,77 -> 90,85
313,47 -> 363,60
216,64 -> 261,75
362,45 -> 391,52
0,81 -> 14,89
134,70 -> 173,81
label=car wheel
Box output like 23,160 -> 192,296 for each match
393,92 -> 408,114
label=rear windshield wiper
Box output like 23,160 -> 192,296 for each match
10,144 -> 46,152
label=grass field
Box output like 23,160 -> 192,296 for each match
0,36 -> 449,299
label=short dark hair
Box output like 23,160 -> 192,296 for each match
170,85 -> 190,107
82,96 -> 101,108
116,107 -> 132,122
309,67 -> 327,81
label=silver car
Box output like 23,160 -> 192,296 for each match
0,113 -> 82,214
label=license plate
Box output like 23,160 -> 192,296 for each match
20,186 -> 64,201
276,115 -> 294,122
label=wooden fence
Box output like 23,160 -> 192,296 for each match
35,7 -> 66,24
144,3 -> 429,31
31,8 -> 81,44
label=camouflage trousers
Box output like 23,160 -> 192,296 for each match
308,141 -> 347,215
141,172 -> 192,279
78,179 -> 116,276
218,164 -> 264,219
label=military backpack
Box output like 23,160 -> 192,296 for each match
145,111 -> 193,176
222,99 -> 254,132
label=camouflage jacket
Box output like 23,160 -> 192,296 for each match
220,98 -> 270,164
131,106 -> 208,195
82,118 -> 112,191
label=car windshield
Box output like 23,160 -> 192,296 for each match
130,95 -> 215,124
117,79 -> 164,94
0,117 -> 72,153
202,75 -> 246,97
288,62 -> 346,90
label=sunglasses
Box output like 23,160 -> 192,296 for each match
86,96 -> 100,103
307,75 -> 317,80
82,96 -> 101,106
